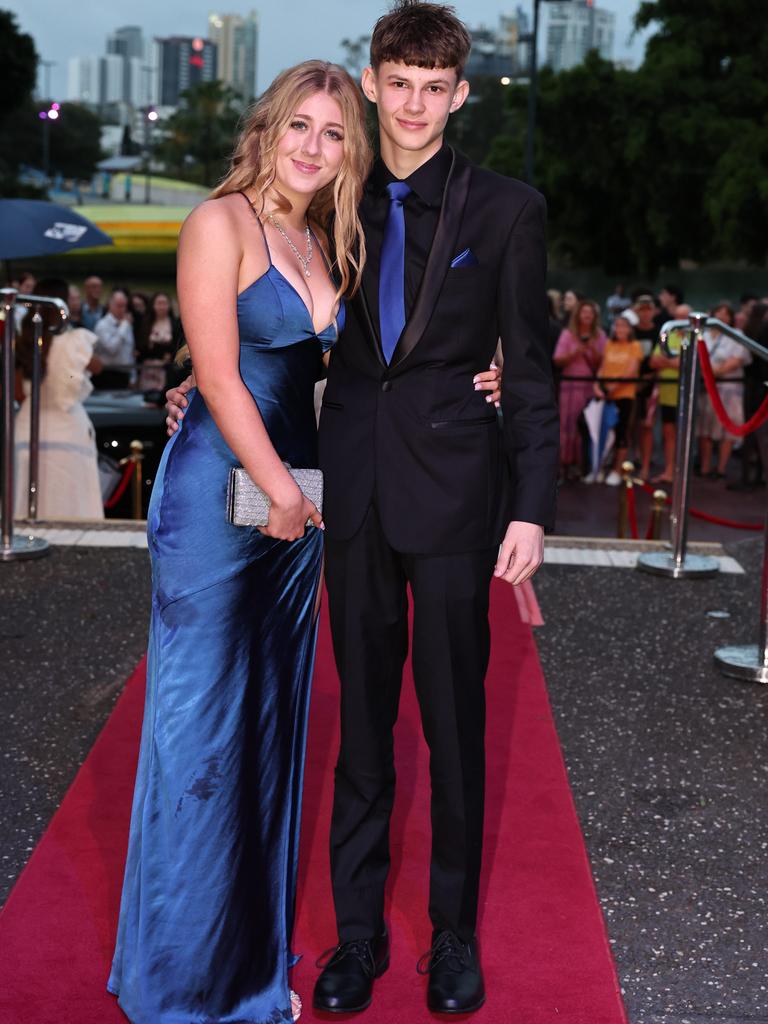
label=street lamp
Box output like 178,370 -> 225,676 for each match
523,0 -> 576,186
38,102 -> 60,180
144,107 -> 159,204
38,58 -> 58,182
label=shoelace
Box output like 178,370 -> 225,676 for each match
416,931 -> 470,975
316,939 -> 376,978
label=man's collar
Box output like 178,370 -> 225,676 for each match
367,144 -> 453,207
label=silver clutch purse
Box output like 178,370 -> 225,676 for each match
226,464 -> 323,528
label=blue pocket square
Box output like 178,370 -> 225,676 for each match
450,247 -> 479,269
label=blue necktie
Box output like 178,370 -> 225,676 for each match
379,181 -> 412,364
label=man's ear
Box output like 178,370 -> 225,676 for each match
361,66 -> 378,104
449,78 -> 470,114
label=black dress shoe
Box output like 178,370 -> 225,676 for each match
313,930 -> 390,1013
418,930 -> 485,1014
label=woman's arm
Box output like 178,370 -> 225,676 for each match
178,201 -> 321,539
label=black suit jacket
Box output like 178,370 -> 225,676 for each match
318,149 -> 559,554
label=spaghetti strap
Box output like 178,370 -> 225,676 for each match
238,190 -> 272,266
310,228 -> 334,276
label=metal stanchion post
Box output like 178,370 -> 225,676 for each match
130,439 -> 144,520
27,307 -> 44,521
617,460 -> 634,538
651,489 -> 667,541
637,313 -> 719,578
0,288 -> 49,561
713,508 -> 768,684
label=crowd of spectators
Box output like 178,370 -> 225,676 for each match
547,283 -> 767,492
6,270 -> 767,521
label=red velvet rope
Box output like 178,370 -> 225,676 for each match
697,339 -> 768,437
626,483 -> 640,540
635,480 -> 762,531
104,461 -> 135,509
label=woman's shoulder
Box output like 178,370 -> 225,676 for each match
182,193 -> 250,235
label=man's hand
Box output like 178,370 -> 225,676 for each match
165,375 -> 195,435
474,362 -> 502,406
494,521 -> 544,586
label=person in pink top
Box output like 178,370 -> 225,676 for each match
553,299 -> 607,479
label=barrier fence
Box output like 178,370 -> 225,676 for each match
635,314 -> 767,580
621,311 -> 768,686
1,288 -> 67,561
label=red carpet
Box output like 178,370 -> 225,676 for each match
0,582 -> 627,1024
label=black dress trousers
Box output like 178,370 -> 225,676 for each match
324,503 -> 497,943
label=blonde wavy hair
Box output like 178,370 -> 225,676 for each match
213,59 -> 371,299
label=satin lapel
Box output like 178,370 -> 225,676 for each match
355,271 -> 386,367
390,150 -> 473,370
354,200 -> 386,366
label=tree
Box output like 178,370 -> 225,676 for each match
0,100 -> 103,181
631,0 -> 768,267
479,1 -> 768,273
154,81 -> 242,186
0,9 -> 39,194
0,10 -> 37,126
339,35 -> 370,78
446,76 -> 518,167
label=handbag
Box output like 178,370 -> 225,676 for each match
226,464 -> 323,527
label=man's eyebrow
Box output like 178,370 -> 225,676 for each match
385,73 -> 452,85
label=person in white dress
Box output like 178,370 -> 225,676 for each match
14,277 -> 104,520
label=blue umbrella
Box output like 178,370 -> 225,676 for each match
0,199 -> 113,260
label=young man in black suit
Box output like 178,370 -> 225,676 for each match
314,1 -> 558,1015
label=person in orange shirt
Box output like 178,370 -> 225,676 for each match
594,315 -> 644,485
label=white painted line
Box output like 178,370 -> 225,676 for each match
10,526 -> 747,572
717,556 -> 746,575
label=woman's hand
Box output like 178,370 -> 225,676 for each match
259,488 -> 324,541
474,362 -> 502,406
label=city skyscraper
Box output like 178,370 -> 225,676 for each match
68,26 -> 150,112
67,56 -> 102,106
208,11 -> 259,102
464,7 -> 531,83
106,26 -> 147,109
154,36 -> 218,107
544,0 -> 615,72
106,26 -> 144,61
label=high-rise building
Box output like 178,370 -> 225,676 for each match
106,25 -> 147,106
69,26 -> 151,113
208,11 -> 259,101
154,36 -> 218,107
544,0 -> 615,72
102,53 -> 125,105
464,8 -> 531,83
107,26 -> 144,60
67,56 -> 102,105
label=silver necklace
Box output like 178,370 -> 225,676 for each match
267,214 -> 313,277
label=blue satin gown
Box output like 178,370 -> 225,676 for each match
109,238 -> 342,1023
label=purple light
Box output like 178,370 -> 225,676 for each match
51,102 -> 60,111
39,111 -> 48,119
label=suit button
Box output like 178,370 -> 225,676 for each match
381,380 -> 392,392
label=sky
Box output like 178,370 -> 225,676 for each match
8,0 -> 650,101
